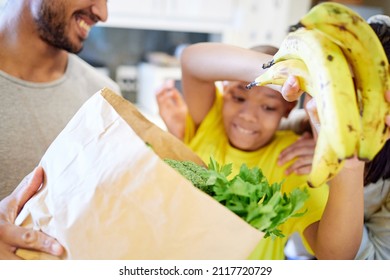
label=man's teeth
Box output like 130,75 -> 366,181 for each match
79,19 -> 91,33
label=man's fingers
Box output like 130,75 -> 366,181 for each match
278,140 -> 315,165
0,241 -> 22,260
299,131 -> 312,140
293,165 -> 312,175
285,156 -> 313,175
13,166 -> 44,208
279,148 -> 311,165
0,224 -> 63,256
0,167 -> 64,259
0,167 -> 44,223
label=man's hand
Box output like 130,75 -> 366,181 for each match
0,166 -> 64,259
278,132 -> 316,175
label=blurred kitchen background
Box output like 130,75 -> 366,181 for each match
0,0 -> 388,123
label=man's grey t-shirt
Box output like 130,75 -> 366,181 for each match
0,54 -> 120,199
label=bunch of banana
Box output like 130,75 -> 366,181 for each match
309,127 -> 345,188
247,58 -> 315,96
246,55 -> 345,188
264,28 -> 361,159
248,2 -> 390,188
289,1 -> 390,161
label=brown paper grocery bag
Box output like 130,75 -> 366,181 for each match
15,88 -> 263,260
100,88 -> 205,166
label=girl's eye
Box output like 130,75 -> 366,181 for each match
232,95 -> 246,102
262,105 -> 276,111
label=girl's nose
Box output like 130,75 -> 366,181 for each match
238,105 -> 258,122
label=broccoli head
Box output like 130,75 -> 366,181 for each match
164,159 -> 214,196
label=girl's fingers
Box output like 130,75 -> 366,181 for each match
281,76 -> 304,102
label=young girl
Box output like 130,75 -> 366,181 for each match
157,42 -> 365,259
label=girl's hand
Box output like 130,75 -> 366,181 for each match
155,80 -> 188,140
280,76 -> 305,102
303,96 -> 320,138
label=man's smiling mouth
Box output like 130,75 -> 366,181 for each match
76,16 -> 93,39
78,18 -> 91,33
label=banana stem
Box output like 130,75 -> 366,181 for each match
246,81 -> 258,89
288,22 -> 304,32
262,60 -> 275,69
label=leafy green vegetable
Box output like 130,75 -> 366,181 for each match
163,159 -> 214,196
164,156 -> 309,239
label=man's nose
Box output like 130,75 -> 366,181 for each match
91,0 -> 108,22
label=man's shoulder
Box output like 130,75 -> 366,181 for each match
67,54 -> 121,95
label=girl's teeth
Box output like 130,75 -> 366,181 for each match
237,126 -> 254,135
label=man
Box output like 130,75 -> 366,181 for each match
0,0 -> 120,200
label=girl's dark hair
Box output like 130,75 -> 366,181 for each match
364,21 -> 390,185
364,140 -> 390,185
369,22 -> 390,60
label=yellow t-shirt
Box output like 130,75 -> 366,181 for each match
184,88 -> 329,259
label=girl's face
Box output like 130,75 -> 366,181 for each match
222,81 -> 293,151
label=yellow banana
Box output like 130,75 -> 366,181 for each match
248,57 -> 344,187
290,1 -> 390,161
247,58 -> 315,95
308,130 -> 345,188
266,28 -> 361,160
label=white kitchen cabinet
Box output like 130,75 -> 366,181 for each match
164,0 -> 235,22
224,0 -> 313,48
102,0 -> 312,47
0,0 -> 6,11
106,0 -> 164,17
103,0 -> 235,34
0,0 -> 312,47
